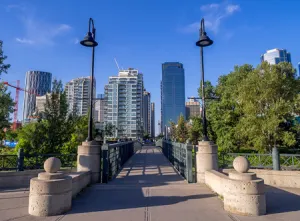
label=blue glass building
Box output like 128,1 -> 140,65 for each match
261,48 -> 291,65
161,62 -> 185,129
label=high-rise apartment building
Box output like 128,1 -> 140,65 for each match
23,71 -> 52,122
261,49 -> 291,65
151,102 -> 155,138
104,68 -> 144,139
186,97 -> 200,119
143,90 -> 151,135
65,76 -> 95,116
94,94 -> 105,123
161,62 -> 185,129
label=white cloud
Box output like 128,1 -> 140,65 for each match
181,2 -> 240,34
15,38 -> 34,45
200,3 -> 219,11
73,38 -> 80,44
8,4 -> 72,46
226,5 -> 240,14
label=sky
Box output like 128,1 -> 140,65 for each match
0,0 -> 299,134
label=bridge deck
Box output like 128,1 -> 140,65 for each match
1,146 -> 300,221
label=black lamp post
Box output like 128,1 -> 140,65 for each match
196,18 -> 213,141
80,18 -> 98,142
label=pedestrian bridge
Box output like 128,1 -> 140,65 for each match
1,146 -> 300,220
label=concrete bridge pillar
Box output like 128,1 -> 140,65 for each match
196,141 -> 218,183
77,140 -> 101,183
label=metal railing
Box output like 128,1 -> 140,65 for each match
102,141 -> 142,183
0,149 -> 77,171
219,151 -> 300,170
162,140 -> 195,183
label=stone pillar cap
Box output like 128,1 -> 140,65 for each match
44,157 -> 61,173
233,156 -> 250,173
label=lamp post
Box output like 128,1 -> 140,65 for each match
80,18 -> 98,142
196,18 -> 213,141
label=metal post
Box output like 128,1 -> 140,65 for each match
186,142 -> 193,183
17,148 -> 24,171
272,147 -> 280,170
102,143 -> 109,183
200,46 -> 208,141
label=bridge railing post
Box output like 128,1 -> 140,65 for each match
186,141 -> 194,183
102,143 -> 109,183
17,148 -> 24,171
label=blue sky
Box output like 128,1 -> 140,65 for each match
1,0 -> 300,133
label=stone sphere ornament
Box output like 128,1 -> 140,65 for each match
44,157 -> 61,173
233,156 -> 250,173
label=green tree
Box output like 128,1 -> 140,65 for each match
176,114 -> 188,143
201,63 -> 300,152
236,62 -> 300,152
188,116 -> 202,145
0,40 -> 14,143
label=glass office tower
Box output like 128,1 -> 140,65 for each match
161,62 -> 185,130
261,48 -> 291,65
23,71 -> 52,122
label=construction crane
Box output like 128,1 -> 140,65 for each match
3,81 -> 39,130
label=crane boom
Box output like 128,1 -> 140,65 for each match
2,81 -> 40,130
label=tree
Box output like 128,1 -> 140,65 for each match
236,62 -> 300,152
188,116 -> 202,145
200,63 -> 300,152
176,114 -> 188,143
0,40 -> 14,143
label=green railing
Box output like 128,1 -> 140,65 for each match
0,149 -> 77,171
219,152 -> 300,170
162,140 -> 195,183
102,141 -> 142,183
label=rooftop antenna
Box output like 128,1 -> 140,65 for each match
114,58 -> 120,71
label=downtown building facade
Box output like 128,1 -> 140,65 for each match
186,97 -> 200,119
104,68 -> 144,139
161,62 -> 185,132
143,90 -> 151,135
261,48 -> 291,64
65,76 -> 96,116
151,102 -> 155,138
94,94 -> 105,123
23,71 -> 52,122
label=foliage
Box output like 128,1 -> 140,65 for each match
176,114 -> 188,143
200,62 -> 300,152
188,116 -> 202,145
16,79 -> 89,155
0,40 -> 14,143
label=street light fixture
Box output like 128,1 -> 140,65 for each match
196,18 -> 213,141
81,18 -> 98,142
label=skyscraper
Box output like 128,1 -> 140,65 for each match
143,90 -> 151,135
104,68 -> 144,139
261,48 -> 291,64
23,71 -> 52,122
161,62 -> 185,129
186,97 -> 200,119
65,76 -> 96,116
94,94 -> 105,123
151,102 -> 155,138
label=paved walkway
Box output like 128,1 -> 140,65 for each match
1,146 -> 300,221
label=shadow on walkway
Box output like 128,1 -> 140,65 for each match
265,185 -> 300,214
67,146 -> 214,215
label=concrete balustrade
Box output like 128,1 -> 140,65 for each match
28,157 -> 72,216
205,156 -> 266,216
28,157 -> 91,217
